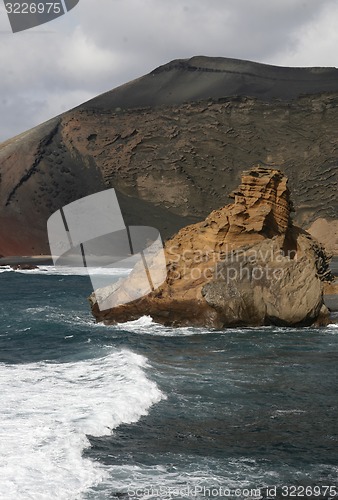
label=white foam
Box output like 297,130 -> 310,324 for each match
0,349 -> 164,500
327,323 -> 338,330
9,265 -> 132,276
116,315 -> 211,337
0,265 -> 12,273
271,409 -> 307,417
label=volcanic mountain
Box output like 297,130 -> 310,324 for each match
1,56 -> 338,256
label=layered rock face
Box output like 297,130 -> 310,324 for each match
1,57 -> 338,256
89,167 -> 332,328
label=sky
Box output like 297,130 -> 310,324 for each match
1,0 -> 338,142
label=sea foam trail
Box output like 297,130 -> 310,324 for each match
0,349 -> 164,500
0,265 -> 131,276
118,315 -> 213,337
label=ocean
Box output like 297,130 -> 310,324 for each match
0,266 -> 337,500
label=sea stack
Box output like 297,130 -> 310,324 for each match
89,166 -> 332,328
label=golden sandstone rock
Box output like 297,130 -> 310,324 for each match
89,166 -> 332,328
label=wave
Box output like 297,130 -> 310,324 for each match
0,265 -> 12,273
0,349 -> 164,499
115,315 -> 213,337
112,316 -> 309,337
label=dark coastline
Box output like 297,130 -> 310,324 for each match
0,255 -> 53,266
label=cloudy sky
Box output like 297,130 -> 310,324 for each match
1,0 -> 338,142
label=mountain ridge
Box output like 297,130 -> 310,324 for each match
0,56 -> 338,256
78,55 -> 338,112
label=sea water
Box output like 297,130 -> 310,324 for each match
0,267 -> 337,500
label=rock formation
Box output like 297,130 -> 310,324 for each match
1,57 -> 338,256
89,166 -> 333,328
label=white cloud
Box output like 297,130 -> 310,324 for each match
273,2 -> 338,67
56,27 -> 125,87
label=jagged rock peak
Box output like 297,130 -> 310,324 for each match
228,166 -> 293,236
201,165 -> 293,250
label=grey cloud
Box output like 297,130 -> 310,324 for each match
74,0 -> 336,64
0,95 -> 43,141
0,0 -> 337,142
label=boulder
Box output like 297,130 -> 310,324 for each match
202,236 -> 327,326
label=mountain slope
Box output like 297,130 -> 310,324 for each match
82,56 -> 338,110
1,56 -> 338,256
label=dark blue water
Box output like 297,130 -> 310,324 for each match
0,268 -> 337,500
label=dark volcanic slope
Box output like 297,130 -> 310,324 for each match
82,56 -> 338,110
1,56 -> 338,256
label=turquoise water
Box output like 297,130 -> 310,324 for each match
0,267 -> 337,499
